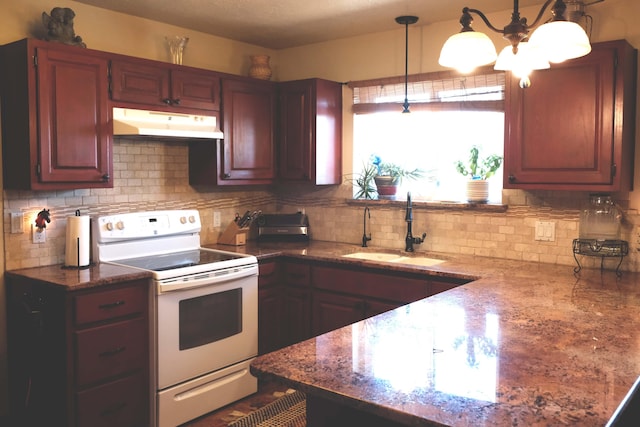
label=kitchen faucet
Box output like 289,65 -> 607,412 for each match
405,192 -> 426,252
362,206 -> 371,247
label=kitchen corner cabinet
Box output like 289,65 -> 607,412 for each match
189,77 -> 276,185
258,260 -> 283,354
110,57 -> 221,112
257,259 -> 312,354
0,38 -> 113,190
504,39 -> 637,191
278,78 -> 343,185
6,277 -> 151,427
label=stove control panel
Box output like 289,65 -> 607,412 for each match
94,210 -> 201,242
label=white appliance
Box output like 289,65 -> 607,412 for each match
112,107 -> 224,139
93,210 -> 258,427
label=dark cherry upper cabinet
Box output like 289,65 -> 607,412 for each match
110,57 -> 221,112
278,78 -> 343,185
0,39 -> 113,190
190,77 -> 276,185
504,39 -> 637,191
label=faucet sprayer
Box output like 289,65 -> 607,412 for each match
362,206 -> 372,247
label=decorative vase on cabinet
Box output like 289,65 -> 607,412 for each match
248,55 -> 272,80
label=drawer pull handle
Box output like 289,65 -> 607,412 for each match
98,300 -> 125,310
101,402 -> 127,418
99,346 -> 126,357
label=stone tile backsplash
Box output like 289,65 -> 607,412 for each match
4,139 -> 639,273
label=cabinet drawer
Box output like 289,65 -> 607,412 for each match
75,284 -> 147,325
76,372 -> 148,427
76,317 -> 146,387
283,262 -> 311,287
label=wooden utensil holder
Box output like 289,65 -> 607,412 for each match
218,221 -> 248,246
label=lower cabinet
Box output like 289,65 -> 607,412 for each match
258,258 -> 469,353
6,277 -> 151,427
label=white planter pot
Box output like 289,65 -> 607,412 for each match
466,179 -> 489,203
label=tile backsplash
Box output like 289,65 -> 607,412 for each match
4,139 -> 640,274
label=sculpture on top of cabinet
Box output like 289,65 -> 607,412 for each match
42,7 -> 86,48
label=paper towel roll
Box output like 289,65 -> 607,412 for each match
65,215 -> 90,267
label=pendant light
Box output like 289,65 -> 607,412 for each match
396,15 -> 418,113
439,0 -> 592,75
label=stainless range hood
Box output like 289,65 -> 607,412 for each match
112,107 -> 223,139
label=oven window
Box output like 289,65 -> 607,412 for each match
179,288 -> 242,350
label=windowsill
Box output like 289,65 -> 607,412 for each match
346,198 -> 508,212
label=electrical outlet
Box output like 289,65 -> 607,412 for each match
33,226 -> 46,243
10,212 -> 24,234
213,211 -> 221,227
534,221 -> 556,242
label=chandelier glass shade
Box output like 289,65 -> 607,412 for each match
439,0 -> 592,76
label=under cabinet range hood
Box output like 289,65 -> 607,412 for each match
112,107 -> 223,139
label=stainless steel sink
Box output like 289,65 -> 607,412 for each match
342,252 -> 445,266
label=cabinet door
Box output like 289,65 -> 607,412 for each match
258,261 -> 283,354
171,69 -> 221,111
278,79 -> 343,185
283,287 -> 312,346
220,78 -> 276,183
110,59 -> 171,106
504,40 -> 636,191
36,47 -> 112,187
312,291 -> 365,336
279,80 -> 312,181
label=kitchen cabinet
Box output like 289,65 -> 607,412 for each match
281,261 -> 313,346
258,260 -> 283,354
110,57 -> 221,111
258,259 -> 312,352
278,78 -> 343,185
0,38 -> 112,190
504,39 -> 637,191
311,264 -> 468,336
5,277 -> 151,427
257,258 -> 467,352
189,77 -> 276,185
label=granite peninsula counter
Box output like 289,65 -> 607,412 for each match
219,241 -> 640,426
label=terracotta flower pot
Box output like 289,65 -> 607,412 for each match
374,176 -> 399,198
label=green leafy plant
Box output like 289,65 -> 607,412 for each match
372,155 -> 424,184
455,146 -> 503,180
350,163 -> 378,199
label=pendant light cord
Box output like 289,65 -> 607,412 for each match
395,16 -> 418,113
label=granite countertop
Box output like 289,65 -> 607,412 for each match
221,240 -> 640,426
5,262 -> 152,291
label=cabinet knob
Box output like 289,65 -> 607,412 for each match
508,175 -> 516,183
162,98 -> 172,105
102,173 -> 110,182
173,98 -> 181,105
223,173 -> 231,179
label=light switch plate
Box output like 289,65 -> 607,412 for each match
535,221 -> 556,242
10,212 -> 24,234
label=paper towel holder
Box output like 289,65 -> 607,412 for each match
62,209 -> 94,270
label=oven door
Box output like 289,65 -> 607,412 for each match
156,264 -> 258,390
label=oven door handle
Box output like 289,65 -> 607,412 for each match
156,265 -> 257,294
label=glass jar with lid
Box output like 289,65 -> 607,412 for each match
579,194 -> 621,241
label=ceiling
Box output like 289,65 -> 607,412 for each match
73,0 -> 543,49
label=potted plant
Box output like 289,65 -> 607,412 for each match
455,146 -> 503,203
348,156 -> 424,199
371,155 -> 424,198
